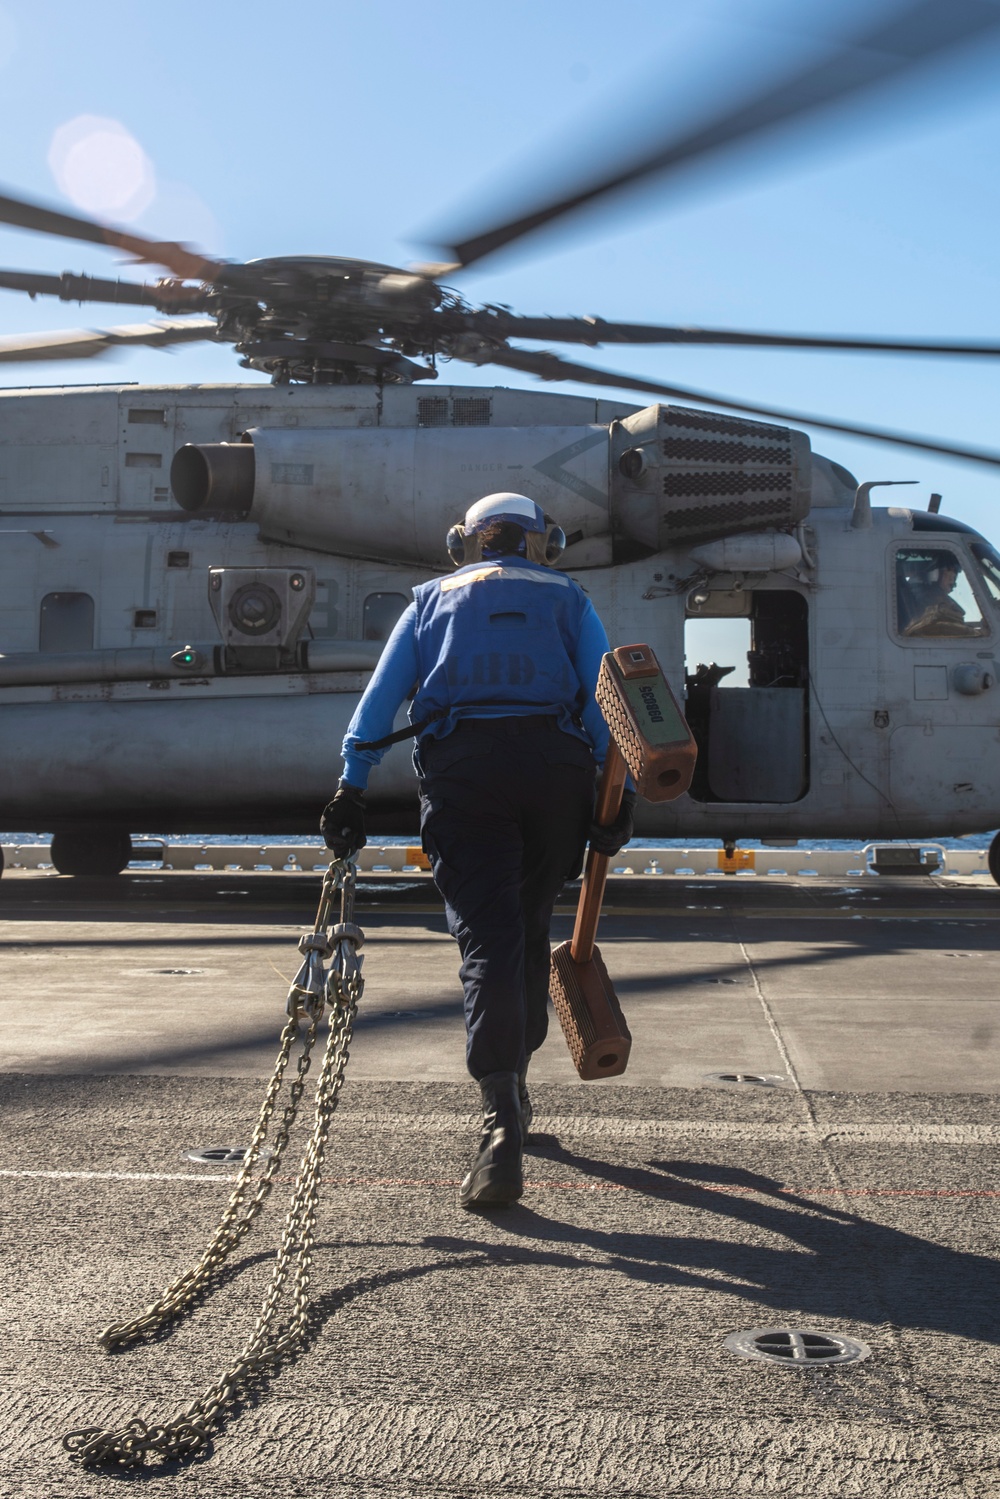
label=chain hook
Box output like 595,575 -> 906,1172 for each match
286,856 -> 359,1021
328,856 -> 364,997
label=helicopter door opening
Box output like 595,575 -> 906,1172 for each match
684,589 -> 808,803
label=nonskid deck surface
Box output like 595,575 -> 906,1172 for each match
1,870 -> 997,1497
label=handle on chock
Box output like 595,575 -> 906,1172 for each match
570,738 -> 627,965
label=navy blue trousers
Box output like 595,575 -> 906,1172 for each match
418,720 -> 596,1080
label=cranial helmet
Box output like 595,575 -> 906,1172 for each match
926,550 -> 960,583
446,492 -> 566,567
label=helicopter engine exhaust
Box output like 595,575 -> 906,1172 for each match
170,404 -> 811,563
172,440 -> 255,514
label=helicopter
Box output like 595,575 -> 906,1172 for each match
3,0 -> 1000,882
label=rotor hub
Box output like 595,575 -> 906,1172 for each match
208,255 -> 448,383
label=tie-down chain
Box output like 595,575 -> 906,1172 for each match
63,858 -> 365,1469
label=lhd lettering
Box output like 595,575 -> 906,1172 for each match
447,654 -> 538,687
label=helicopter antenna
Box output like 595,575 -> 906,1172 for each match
851,479 -> 917,529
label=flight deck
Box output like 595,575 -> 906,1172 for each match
1,865 -> 997,1497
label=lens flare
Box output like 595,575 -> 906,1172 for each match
48,115 -> 156,221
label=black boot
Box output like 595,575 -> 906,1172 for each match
459,1071 -> 523,1209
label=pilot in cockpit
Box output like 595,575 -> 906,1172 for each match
900,550 -> 982,638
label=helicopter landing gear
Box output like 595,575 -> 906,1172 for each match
50,828 -> 132,877
988,832 -> 1000,888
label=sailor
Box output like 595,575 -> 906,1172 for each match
320,492 -> 635,1209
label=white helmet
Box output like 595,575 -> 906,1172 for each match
446,492 -> 566,566
463,492 -> 547,534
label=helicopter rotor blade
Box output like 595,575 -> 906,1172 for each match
0,186 -> 224,281
469,312 -> 1000,359
482,343 -> 1000,469
0,267 -> 212,313
440,0 -> 1000,270
0,317 -> 219,364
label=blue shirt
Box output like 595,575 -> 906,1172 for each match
341,557 -> 611,789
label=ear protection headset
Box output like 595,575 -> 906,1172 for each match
525,522 -> 567,566
446,492 -> 566,568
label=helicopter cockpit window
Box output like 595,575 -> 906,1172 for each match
363,592 -> 408,642
970,542 -> 1000,606
895,549 -> 986,638
39,591 -> 94,653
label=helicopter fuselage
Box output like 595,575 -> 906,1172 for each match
1,379 -> 998,852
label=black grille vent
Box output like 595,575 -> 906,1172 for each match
660,498 -> 786,532
452,397 -> 492,427
662,436 -> 792,464
663,471 -> 791,498
418,397 -> 492,427
660,406 -> 781,437
613,402 -> 809,549
418,398 -> 449,428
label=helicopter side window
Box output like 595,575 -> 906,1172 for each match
971,542 -> 1000,606
363,592 -> 408,642
39,592 -> 94,653
894,549 -> 986,639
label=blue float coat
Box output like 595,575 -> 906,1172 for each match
341,556 -> 611,789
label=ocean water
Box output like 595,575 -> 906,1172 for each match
3,832 -> 996,851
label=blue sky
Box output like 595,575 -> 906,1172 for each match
0,0 -> 999,536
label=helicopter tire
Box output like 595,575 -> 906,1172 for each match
50,828 -> 132,878
988,832 -> 1000,888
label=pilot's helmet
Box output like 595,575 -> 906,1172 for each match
926,550 -> 960,584
446,492 -> 566,567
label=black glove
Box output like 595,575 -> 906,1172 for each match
319,782 -> 367,858
588,789 -> 636,858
